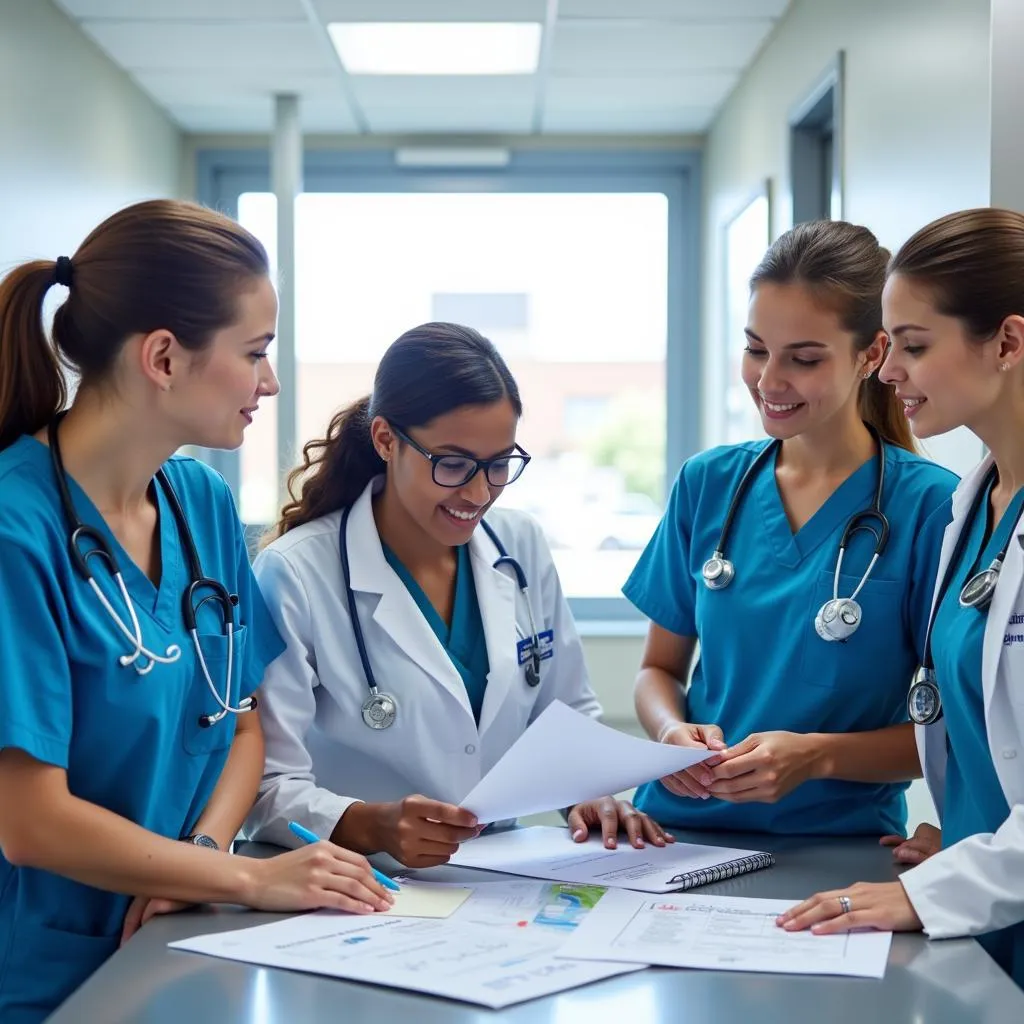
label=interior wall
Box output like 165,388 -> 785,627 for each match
701,0 -> 991,477
0,0 -> 182,274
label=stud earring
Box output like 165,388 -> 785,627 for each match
1000,362 -> 1011,372
862,372 -> 872,379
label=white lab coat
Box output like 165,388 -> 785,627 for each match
901,455 -> 1024,939
245,477 -> 602,849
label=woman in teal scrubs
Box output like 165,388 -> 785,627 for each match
246,323 -> 672,867
0,202 -> 393,1022
628,220 -> 957,838
781,209 -> 1024,991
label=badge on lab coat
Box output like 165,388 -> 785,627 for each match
517,629 -> 555,665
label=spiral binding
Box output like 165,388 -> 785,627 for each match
667,852 -> 775,889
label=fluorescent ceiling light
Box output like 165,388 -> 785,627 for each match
328,22 -> 542,75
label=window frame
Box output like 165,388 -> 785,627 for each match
196,145 -> 702,623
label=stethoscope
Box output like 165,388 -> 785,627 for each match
908,465 -> 1008,725
48,418 -> 254,728
339,507 -> 543,731
701,426 -> 890,642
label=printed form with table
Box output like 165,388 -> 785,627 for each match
172,702 -> 893,1009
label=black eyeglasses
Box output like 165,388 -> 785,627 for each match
391,425 -> 531,488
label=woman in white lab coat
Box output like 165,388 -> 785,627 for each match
245,322 -> 672,867
780,209 -> 1024,990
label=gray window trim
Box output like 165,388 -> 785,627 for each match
196,146 -> 702,622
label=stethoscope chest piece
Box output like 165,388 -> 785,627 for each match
361,690 -> 398,730
959,561 -> 1001,610
701,553 -> 735,590
908,667 -> 943,725
814,597 -> 863,642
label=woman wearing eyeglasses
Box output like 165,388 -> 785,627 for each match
245,323 -> 671,867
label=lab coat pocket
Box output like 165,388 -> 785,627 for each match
181,626 -> 249,757
803,570 -> 904,691
0,921 -> 117,1016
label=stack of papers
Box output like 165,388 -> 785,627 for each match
171,880 -> 642,1009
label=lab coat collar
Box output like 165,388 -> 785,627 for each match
343,477 -> 474,720
950,453 -> 995,520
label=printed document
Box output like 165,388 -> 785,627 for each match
170,880 -> 644,1008
558,888 -> 892,979
450,825 -> 770,892
460,700 -> 710,823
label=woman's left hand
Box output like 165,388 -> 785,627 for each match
776,881 -> 923,935
120,896 -> 195,945
706,731 -> 818,803
566,798 -> 675,849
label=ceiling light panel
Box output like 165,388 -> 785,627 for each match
328,22 -> 542,75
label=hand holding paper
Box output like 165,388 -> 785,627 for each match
459,701 -> 712,823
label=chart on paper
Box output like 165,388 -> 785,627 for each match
170,880 -> 644,1009
559,889 -> 892,979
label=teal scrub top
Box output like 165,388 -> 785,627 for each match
382,541 -> 490,723
934,480 -> 1024,989
624,440 -> 957,836
0,436 -> 285,1023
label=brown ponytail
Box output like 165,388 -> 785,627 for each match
750,220 -> 915,452
270,321 -> 522,540
0,262 -> 69,451
0,199 -> 268,454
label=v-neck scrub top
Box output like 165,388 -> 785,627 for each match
382,541 -> 490,723
624,439 -> 957,836
0,435 -> 284,1023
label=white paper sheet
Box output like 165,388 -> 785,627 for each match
169,880 -> 645,1009
460,700 -> 710,823
558,888 -> 893,979
450,825 -> 771,893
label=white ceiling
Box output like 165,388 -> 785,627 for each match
53,0 -> 790,135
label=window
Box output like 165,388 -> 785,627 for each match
199,147 -> 700,618
722,186 -> 771,444
238,191 -> 667,600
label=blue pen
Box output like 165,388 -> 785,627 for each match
287,820 -> 401,892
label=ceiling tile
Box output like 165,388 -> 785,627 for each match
558,0 -> 788,17
353,76 -> 534,133
551,20 -> 773,73
169,97 -> 359,132
312,0 -> 546,23
546,72 -> 737,110
132,70 -> 340,106
543,104 -> 715,133
79,20 -> 329,71
54,0 -> 304,20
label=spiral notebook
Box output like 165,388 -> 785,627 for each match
449,825 -> 774,894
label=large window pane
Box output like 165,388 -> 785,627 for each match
238,191 -> 668,600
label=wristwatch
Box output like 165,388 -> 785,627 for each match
181,833 -> 220,850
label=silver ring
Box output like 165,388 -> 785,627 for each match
837,895 -> 852,915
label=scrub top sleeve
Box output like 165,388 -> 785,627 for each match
233,528 -> 286,698
907,495 -> 955,660
0,538 -> 73,768
244,547 -> 356,848
622,463 -> 698,636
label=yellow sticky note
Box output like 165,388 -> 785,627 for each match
379,883 -> 473,919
